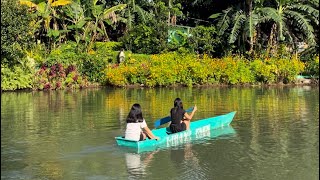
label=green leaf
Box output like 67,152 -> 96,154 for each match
229,11 -> 246,44
103,4 -> 127,17
76,19 -> 87,28
209,13 -> 221,19
37,2 -> 47,15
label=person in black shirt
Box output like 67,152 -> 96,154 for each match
169,98 -> 197,133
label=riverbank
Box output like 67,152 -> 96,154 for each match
4,80 -> 319,93
1,50 -> 318,91
117,80 -> 319,88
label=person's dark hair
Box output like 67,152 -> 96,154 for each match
173,98 -> 183,111
126,103 -> 144,123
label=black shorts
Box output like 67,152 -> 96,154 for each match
139,132 -> 145,141
169,122 -> 186,133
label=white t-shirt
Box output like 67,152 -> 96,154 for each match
119,51 -> 125,58
125,119 -> 147,141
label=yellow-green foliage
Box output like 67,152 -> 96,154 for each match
105,64 -> 128,86
218,56 -> 255,84
251,59 -> 277,83
274,57 -> 305,82
305,55 -> 319,76
1,65 -> 33,90
104,53 -> 306,87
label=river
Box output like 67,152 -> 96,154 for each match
1,86 -> 319,180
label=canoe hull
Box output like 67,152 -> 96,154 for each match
115,111 -> 236,153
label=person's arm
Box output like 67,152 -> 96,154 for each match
143,126 -> 160,140
183,105 -> 197,121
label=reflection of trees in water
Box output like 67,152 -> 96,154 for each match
248,86 -> 318,150
2,86 -> 318,134
1,86 -> 318,179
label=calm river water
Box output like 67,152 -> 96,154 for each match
1,86 -> 319,180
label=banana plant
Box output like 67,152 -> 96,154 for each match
258,0 -> 318,47
209,1 -> 263,54
19,0 -> 72,48
209,0 -> 318,55
119,0 -> 150,31
64,1 -> 90,46
85,0 -> 126,51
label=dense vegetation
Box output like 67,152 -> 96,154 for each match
1,0 -> 319,91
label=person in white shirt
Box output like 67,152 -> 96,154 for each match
118,48 -> 125,63
125,104 -> 160,141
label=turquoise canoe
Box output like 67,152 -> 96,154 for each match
115,111 -> 236,153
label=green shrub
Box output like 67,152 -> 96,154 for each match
33,64 -> 88,90
46,41 -> 81,67
94,42 -> 123,64
251,59 -> 277,83
271,58 -> 305,83
304,55 -> 319,77
81,54 -> 108,82
94,42 -> 122,52
120,22 -> 168,54
29,41 -> 121,83
1,0 -> 35,67
104,52 -> 306,87
1,65 -> 33,91
188,26 -> 222,56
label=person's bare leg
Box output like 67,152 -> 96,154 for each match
184,120 -> 190,130
141,132 -> 147,140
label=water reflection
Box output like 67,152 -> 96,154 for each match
1,86 -> 319,180
170,143 -> 203,179
125,151 -> 158,179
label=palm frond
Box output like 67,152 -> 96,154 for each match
229,11 -> 246,44
103,4 -> 127,17
134,5 -> 149,23
258,7 -> 281,23
308,0 -> 319,7
246,12 -> 259,39
209,13 -> 221,19
282,25 -> 294,44
285,10 -> 316,45
214,7 -> 232,36
288,4 -> 319,22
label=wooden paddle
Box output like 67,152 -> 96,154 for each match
153,107 -> 194,129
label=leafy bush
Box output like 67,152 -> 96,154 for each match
251,59 -> 277,83
1,0 -> 35,67
271,58 -> 305,83
120,24 -> 158,54
188,26 -> 222,56
251,57 -> 305,84
33,64 -> 88,90
81,54 -> 108,82
93,42 -> 122,64
46,41 -> 82,67
1,65 -> 33,91
304,55 -> 319,77
29,41 -> 121,83
104,53 -> 306,87
94,42 -> 122,52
